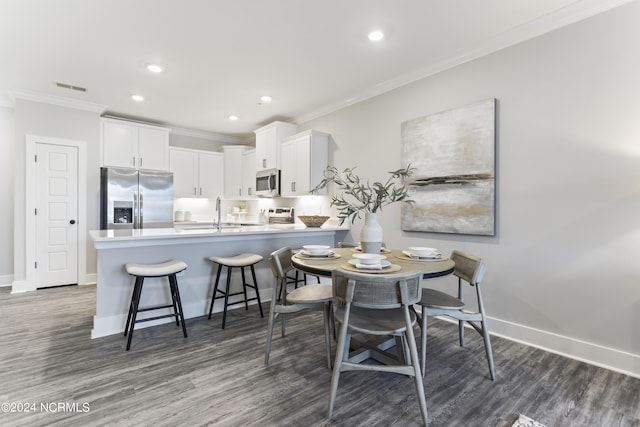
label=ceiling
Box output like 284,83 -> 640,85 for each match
0,0 -> 630,139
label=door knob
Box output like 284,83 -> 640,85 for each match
69,219 -> 76,225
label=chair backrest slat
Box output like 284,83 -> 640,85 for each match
332,270 -> 422,309
451,250 -> 485,286
269,246 -> 293,281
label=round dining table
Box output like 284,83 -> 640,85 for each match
291,247 -> 455,279
291,246 -> 455,366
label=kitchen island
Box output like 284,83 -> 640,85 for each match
90,225 -> 348,338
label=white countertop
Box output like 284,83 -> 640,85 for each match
90,224 -> 349,248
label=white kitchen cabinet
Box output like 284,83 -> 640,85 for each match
242,149 -> 257,198
253,121 -> 297,170
280,130 -> 329,197
169,148 -> 223,198
102,118 -> 169,170
222,145 -> 252,198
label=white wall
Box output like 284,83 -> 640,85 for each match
13,99 -> 101,286
300,3 -> 640,376
0,106 -> 15,286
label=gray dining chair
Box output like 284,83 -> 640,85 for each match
328,269 -> 427,425
417,249 -> 495,380
264,247 -> 334,369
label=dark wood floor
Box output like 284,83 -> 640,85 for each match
1,284 -> 638,426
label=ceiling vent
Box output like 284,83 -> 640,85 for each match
56,82 -> 87,92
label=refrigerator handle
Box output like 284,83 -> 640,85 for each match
138,191 -> 143,228
133,191 -> 139,229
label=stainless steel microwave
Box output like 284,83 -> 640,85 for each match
256,168 -> 280,197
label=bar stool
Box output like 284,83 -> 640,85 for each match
207,253 -> 264,328
123,259 -> 188,351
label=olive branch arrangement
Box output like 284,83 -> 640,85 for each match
311,165 -> 416,224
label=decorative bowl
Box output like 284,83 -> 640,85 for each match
352,253 -> 387,265
298,215 -> 330,228
302,245 -> 331,255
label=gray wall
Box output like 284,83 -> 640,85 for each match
300,3 -> 640,375
0,106 -> 15,285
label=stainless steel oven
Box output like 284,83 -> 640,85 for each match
256,168 -> 280,197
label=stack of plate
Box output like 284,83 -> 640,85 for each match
404,247 -> 442,260
349,253 -> 389,270
299,245 -> 334,258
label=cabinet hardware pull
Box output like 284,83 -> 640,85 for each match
194,187 -> 197,195
199,187 -> 202,196
132,157 -> 136,166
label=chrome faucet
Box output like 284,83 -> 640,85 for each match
215,196 -> 222,231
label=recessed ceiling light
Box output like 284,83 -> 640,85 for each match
229,115 -> 238,121
260,95 -> 272,103
131,94 -> 144,102
368,31 -> 384,42
146,64 -> 163,73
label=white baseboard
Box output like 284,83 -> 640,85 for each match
83,273 -> 97,285
0,274 -> 13,287
485,316 -> 640,379
11,280 -> 36,293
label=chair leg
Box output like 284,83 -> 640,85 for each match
265,278 -> 280,366
420,306 -> 428,378
208,264 -> 223,319
459,319 -> 465,347
169,273 -> 188,338
323,301 -> 332,369
404,306 -> 428,426
328,304 -> 352,419
250,265 -> 264,318
126,277 -> 145,351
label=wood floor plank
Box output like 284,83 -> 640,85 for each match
0,285 -> 639,426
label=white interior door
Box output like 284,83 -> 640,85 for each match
35,143 -> 79,287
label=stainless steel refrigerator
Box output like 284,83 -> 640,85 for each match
100,167 -> 174,229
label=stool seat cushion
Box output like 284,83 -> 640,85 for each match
125,260 -> 187,277
208,253 -> 263,267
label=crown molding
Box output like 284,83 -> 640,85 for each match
9,89 -> 107,113
295,0 -> 633,125
170,126 -> 241,144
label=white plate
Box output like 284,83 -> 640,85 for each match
300,249 -> 334,257
302,244 -> 331,254
402,250 -> 442,260
348,259 -> 391,269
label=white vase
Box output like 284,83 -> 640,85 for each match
360,212 -> 383,254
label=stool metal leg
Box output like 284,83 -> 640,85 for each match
250,265 -> 264,318
126,277 -> 145,351
221,266 -> 232,329
240,267 -> 250,310
208,264 -> 223,319
168,275 -> 180,326
169,273 -> 188,338
124,276 -> 143,337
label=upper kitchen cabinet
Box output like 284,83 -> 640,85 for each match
280,130 -> 329,197
222,145 -> 252,198
102,118 -> 170,170
242,149 -> 257,198
253,121 -> 297,170
169,148 -> 223,198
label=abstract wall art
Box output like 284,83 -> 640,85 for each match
401,98 -> 496,235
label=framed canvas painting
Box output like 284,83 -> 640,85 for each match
401,98 -> 496,236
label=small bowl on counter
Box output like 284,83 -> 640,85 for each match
298,215 -> 330,228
